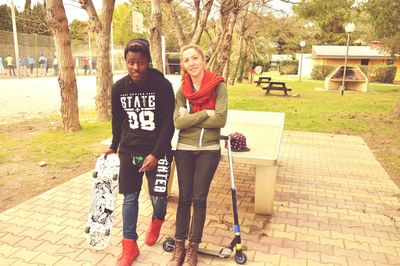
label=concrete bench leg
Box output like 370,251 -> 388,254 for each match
254,164 -> 278,215
143,157 -> 176,197
167,158 -> 176,196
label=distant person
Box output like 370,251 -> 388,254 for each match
5,54 -> 16,77
82,57 -> 90,75
46,57 -> 51,74
92,58 -> 96,72
53,56 -> 59,75
19,56 -> 28,77
23,56 -> 29,76
39,54 -> 46,75
28,56 -> 35,74
104,38 -> 175,266
0,56 -> 4,75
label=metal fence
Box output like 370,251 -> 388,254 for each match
0,30 -> 181,75
0,30 -> 126,70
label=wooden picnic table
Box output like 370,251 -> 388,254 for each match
262,80 -> 292,96
255,76 -> 271,86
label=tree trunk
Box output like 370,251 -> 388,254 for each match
214,1 -> 240,77
236,36 -> 250,83
46,0 -> 81,132
190,0 -> 214,45
80,0 -> 115,122
231,34 -> 244,85
189,0 -> 201,40
164,0 -> 213,49
232,2 -> 249,85
164,0 -> 186,48
150,0 -> 163,71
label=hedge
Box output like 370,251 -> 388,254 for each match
279,60 -> 298,75
311,65 -> 336,80
360,65 -> 397,84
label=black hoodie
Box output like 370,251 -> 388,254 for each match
110,68 -> 175,159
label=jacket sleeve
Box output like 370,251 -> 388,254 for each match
173,89 -> 209,130
110,82 -> 125,152
150,82 -> 175,159
196,82 -> 228,128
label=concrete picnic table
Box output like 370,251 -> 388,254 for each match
170,110 -> 285,215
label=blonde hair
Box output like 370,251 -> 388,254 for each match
180,44 -> 206,78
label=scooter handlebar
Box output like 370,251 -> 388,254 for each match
220,135 -> 229,140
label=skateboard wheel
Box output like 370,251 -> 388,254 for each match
105,229 -> 110,236
93,171 -> 98,178
235,252 -> 247,264
162,237 -> 175,252
85,226 -> 90,234
113,174 -> 118,181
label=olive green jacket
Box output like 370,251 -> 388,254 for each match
173,82 -> 228,147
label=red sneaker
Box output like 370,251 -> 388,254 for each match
116,239 -> 139,266
145,218 -> 164,246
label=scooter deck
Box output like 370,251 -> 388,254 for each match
198,247 -> 231,258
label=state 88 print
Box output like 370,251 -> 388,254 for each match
127,110 -> 155,131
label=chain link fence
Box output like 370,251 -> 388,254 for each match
0,30 -> 181,76
0,30 -> 127,76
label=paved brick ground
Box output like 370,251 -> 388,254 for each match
0,131 -> 399,265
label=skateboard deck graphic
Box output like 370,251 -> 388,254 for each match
85,153 -> 119,250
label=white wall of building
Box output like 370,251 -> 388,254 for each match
296,53 -> 313,78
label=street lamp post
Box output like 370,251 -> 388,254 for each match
340,22 -> 355,96
299,40 -> 306,82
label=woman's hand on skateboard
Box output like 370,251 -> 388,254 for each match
104,147 -> 115,159
139,154 -> 158,172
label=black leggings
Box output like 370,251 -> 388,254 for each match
174,149 -> 221,243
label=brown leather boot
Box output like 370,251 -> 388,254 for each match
167,239 -> 186,266
182,242 -> 199,266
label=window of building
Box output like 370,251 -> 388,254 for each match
361,59 -> 369,65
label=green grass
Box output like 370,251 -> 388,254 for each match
230,78 -> 400,133
28,121 -> 110,168
0,116 -> 111,171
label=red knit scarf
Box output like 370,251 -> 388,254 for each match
182,70 -> 224,113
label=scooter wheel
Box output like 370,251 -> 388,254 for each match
163,237 -> 175,252
235,252 -> 247,264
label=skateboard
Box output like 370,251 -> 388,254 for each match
85,153 -> 120,250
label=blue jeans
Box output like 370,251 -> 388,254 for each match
122,192 -> 167,240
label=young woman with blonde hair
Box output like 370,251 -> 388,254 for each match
167,44 -> 228,266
